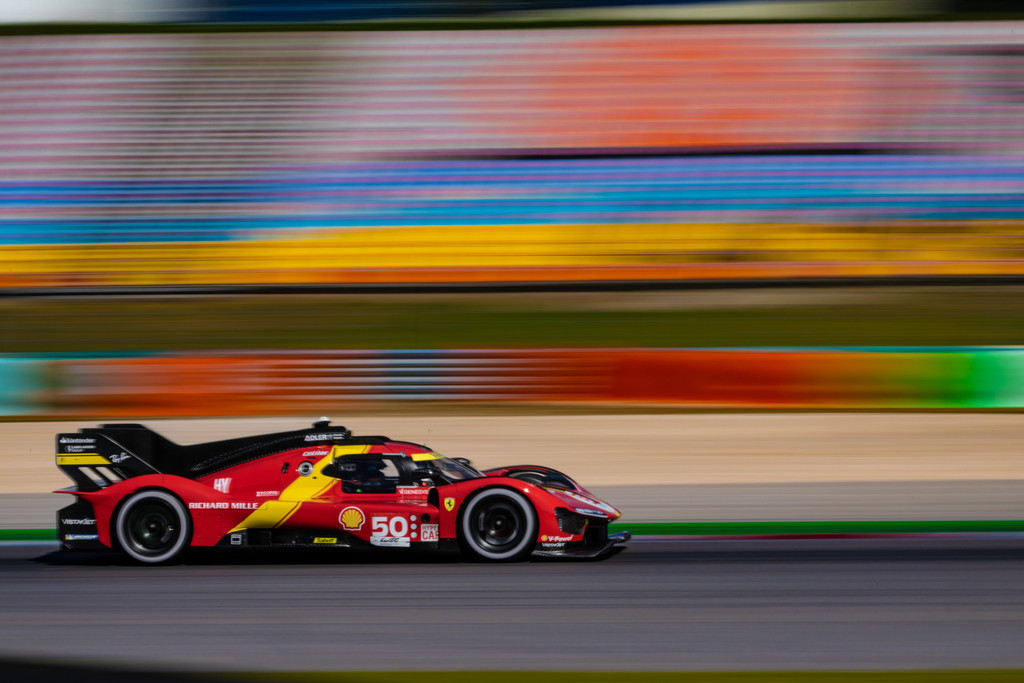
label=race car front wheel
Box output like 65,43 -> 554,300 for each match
459,488 -> 536,561
114,490 -> 191,564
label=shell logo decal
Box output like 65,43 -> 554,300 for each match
443,497 -> 456,512
339,507 -> 365,530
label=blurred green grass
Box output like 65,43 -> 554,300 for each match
3,287 -> 1024,353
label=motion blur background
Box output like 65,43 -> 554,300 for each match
1,0 -> 1024,415
5,1 -> 1024,677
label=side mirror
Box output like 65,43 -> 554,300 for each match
453,457 -> 473,467
412,466 -> 442,484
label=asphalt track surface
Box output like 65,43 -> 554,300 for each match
2,538 -> 1024,672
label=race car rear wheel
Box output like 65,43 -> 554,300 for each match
114,490 -> 191,564
459,488 -> 536,561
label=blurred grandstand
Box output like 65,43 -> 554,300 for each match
2,20 -> 1023,290
2,2 -> 1024,414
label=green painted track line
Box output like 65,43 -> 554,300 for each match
7,520 -> 1024,543
0,529 -> 55,542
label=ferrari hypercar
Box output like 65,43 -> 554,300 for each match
55,419 -> 629,563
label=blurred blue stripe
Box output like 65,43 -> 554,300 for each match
3,155 -> 1023,245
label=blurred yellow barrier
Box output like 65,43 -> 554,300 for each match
2,220 -> 1023,288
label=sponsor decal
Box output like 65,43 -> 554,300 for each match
109,453 -> 131,464
540,534 -> 574,542
60,518 -> 96,526
314,537 -> 337,544
370,536 -> 410,548
213,477 -> 231,494
304,433 -> 348,442
370,515 -> 411,547
230,533 -> 243,546
62,445 -> 96,453
301,449 -> 329,457
443,497 -> 456,512
397,486 -> 431,501
255,490 -> 280,498
572,507 -> 604,516
339,506 -> 365,530
59,437 -> 96,445
188,502 -> 259,510
297,461 -> 315,476
420,524 -> 439,542
64,534 -> 99,541
540,542 -> 566,548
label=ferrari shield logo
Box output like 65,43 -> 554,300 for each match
443,497 -> 455,512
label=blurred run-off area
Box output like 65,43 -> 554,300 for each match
3,2 -> 1024,417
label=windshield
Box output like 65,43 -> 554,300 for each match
412,453 -> 481,482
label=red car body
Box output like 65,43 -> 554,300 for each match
55,419 -> 629,563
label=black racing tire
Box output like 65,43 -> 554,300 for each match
458,488 -> 536,562
114,490 -> 191,564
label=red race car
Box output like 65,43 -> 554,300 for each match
55,419 -> 629,563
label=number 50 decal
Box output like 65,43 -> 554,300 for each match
372,516 -> 408,538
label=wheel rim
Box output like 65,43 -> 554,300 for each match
125,501 -> 180,556
471,500 -> 525,551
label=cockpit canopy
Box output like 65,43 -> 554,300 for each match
321,449 -> 481,492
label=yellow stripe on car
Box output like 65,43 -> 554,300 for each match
410,452 -> 442,462
228,444 -> 369,533
278,444 -> 368,502
229,501 -> 301,533
56,455 -> 109,466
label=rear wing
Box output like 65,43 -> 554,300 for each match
56,425 -> 162,492
56,419 -> 392,492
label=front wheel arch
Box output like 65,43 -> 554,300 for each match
457,486 -> 537,562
